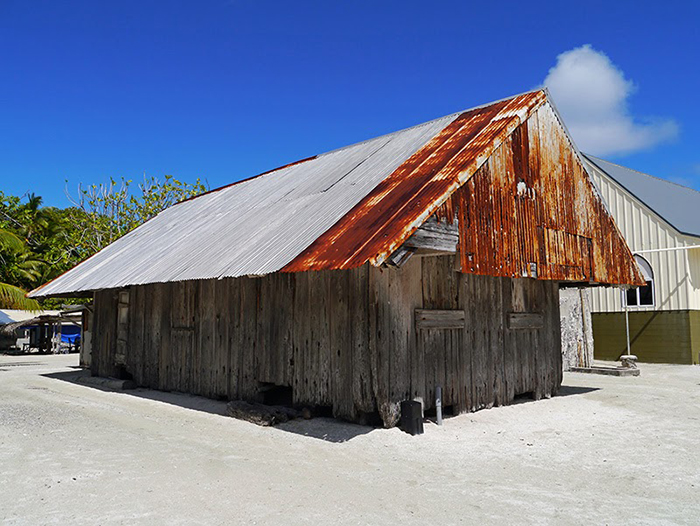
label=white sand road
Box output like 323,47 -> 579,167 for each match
0,354 -> 698,525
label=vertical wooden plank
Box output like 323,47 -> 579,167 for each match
434,262 -> 447,407
276,273 -> 294,389
90,292 -> 99,376
256,272 -> 295,390
227,277 -> 242,400
351,264 -> 374,414
525,287 -> 537,395
388,257 -> 421,410
420,256 -> 444,410
256,274 -> 274,385
158,282 -> 172,391
184,280 -> 197,394
140,287 -> 152,387
144,284 -> 162,389
491,276 -> 505,407
213,278 -> 229,399
521,280 -> 540,395
203,279 -> 217,397
308,270 -> 331,405
477,274 -> 494,409
502,279 -> 516,402
369,265 -> 393,426
534,279 -> 550,399
305,272 -> 319,405
172,281 -> 188,393
292,272 -> 309,405
444,255 -> 461,409
128,285 -> 145,386
329,270 -> 353,419
469,275 -> 484,409
458,274 -> 470,411
168,283 -> 179,392
92,290 -> 118,378
410,260 -> 426,406
191,281 -> 203,396
238,277 -> 259,400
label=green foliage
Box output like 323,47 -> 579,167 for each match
65,175 -> 207,257
0,227 -> 41,310
0,175 -> 206,308
0,282 -> 40,311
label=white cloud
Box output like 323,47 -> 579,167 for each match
543,45 -> 678,157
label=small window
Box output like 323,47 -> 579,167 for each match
623,255 -> 654,308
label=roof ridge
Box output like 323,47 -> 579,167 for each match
318,88 -> 546,158
174,89 -> 547,207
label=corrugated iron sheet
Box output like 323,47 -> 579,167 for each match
283,91 -> 547,271
29,108 -> 461,297
30,89 -> 642,298
452,102 -> 644,286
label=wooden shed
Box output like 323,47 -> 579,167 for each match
30,90 -> 643,427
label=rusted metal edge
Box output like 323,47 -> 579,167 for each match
541,92 -> 642,283
282,91 -> 547,273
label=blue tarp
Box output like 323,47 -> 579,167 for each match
60,325 -> 81,344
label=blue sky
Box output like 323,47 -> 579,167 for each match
1,0 -> 698,207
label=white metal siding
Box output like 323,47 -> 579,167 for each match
586,161 -> 699,313
685,249 -> 700,310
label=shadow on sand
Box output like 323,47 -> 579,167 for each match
557,385 -> 600,396
42,369 -> 376,443
43,370 -> 599,442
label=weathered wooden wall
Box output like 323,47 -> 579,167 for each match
91,255 -> 562,427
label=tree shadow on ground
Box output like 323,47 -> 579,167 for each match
43,369 -> 376,443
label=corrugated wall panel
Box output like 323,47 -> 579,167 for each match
688,249 -> 700,310
586,160 -> 699,313
451,102 -> 642,286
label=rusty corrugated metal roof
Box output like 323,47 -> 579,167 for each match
30,89 -> 641,298
452,102 -> 644,286
283,91 -> 547,271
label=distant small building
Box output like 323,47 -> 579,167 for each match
29,91 -> 641,427
584,155 -> 700,365
0,309 -> 81,354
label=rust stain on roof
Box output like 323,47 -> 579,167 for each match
284,89 -> 642,287
283,91 -> 547,272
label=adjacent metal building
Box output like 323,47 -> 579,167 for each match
584,155 -> 700,364
31,90 -> 642,426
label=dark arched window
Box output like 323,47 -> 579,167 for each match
624,255 -> 654,307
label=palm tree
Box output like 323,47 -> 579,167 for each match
0,228 -> 40,310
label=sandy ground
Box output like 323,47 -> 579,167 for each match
0,355 -> 698,526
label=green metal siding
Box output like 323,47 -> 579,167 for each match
688,311 -> 700,365
592,311 -> 695,364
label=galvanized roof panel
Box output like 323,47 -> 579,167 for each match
31,89 -> 644,297
30,109 -> 462,297
584,155 -> 700,238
